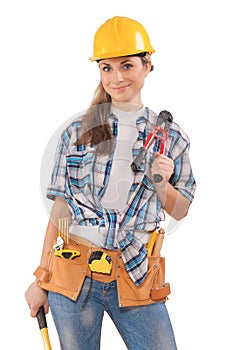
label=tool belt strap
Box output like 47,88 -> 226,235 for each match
34,266 -> 50,283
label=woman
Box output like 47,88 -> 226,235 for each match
25,16 -> 196,349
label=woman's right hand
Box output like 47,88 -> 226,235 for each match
25,281 -> 49,317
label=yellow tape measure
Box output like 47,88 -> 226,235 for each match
88,251 -> 112,274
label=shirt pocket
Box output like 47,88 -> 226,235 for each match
66,146 -> 95,185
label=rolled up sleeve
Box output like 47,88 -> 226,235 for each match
168,125 -> 196,202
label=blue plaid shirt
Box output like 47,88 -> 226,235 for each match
47,107 -> 196,285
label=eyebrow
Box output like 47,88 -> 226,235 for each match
99,59 -> 134,67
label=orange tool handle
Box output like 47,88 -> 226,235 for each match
153,228 -> 165,257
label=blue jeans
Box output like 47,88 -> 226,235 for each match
48,278 -> 177,350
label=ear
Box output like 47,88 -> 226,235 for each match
144,60 -> 152,77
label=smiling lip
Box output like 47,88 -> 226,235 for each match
112,85 -> 130,91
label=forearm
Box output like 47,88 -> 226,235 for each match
39,219 -> 58,268
26,197 -> 70,316
40,196 -> 71,268
155,181 -> 191,220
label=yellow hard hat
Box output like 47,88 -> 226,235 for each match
90,16 -> 155,61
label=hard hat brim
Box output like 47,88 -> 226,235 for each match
90,49 -> 155,62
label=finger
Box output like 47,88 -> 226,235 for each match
44,301 -> 49,314
31,306 -> 40,318
153,154 -> 169,165
155,156 -> 174,169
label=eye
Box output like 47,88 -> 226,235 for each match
123,63 -> 133,70
102,66 -> 112,72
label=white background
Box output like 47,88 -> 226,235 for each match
1,0 -> 232,349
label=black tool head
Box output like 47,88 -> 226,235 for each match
157,110 -> 173,129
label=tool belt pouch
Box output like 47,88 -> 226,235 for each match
117,256 -> 171,307
38,240 -> 170,306
39,240 -> 89,301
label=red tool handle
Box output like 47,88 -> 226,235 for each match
153,127 -> 168,182
144,132 -> 156,149
159,140 -> 166,155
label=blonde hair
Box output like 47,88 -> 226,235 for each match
76,82 -> 113,154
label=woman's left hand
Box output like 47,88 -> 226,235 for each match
151,152 -> 174,183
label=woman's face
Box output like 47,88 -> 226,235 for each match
99,56 -> 151,107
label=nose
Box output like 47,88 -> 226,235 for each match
112,69 -> 124,83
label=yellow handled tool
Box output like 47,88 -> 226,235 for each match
36,306 -> 52,350
146,228 -> 165,257
54,249 -> 81,260
146,229 -> 157,257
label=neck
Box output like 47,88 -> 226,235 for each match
112,101 -> 143,112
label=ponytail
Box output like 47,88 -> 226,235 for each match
76,82 -> 114,154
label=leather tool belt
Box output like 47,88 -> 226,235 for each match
35,236 -> 170,307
